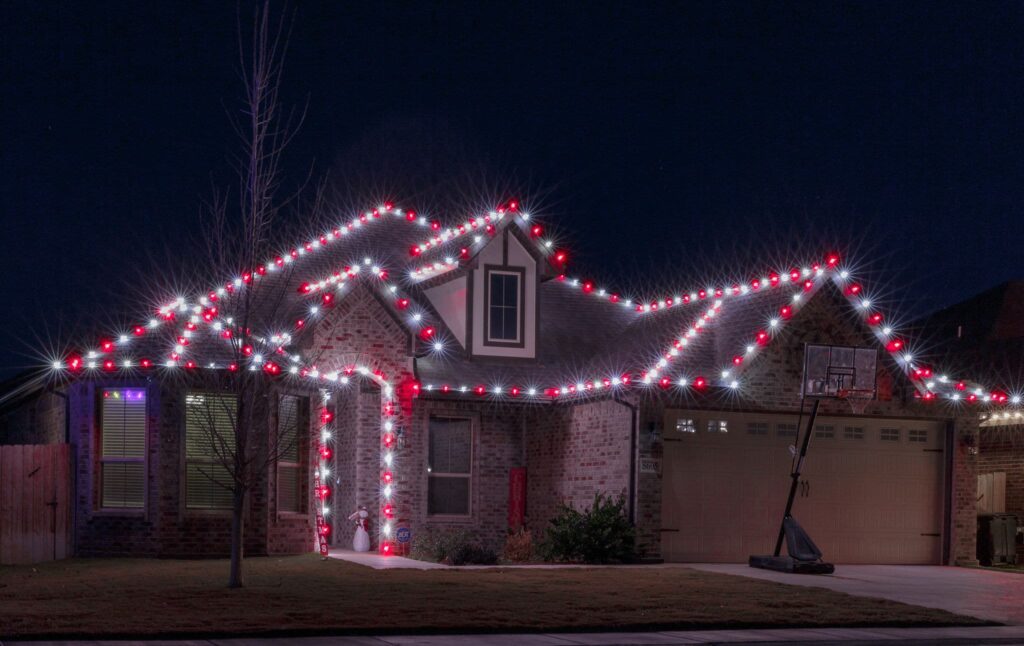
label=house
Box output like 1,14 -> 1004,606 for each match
913,281 -> 1024,561
3,201 -> 1012,565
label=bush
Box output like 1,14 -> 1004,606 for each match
409,527 -> 498,565
540,493 -> 636,564
502,527 -> 534,563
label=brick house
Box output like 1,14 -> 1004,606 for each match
912,281 -> 1024,562
2,203 -> 1013,565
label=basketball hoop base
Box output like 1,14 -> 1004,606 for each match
749,554 -> 835,575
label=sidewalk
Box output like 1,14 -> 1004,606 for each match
6,625 -> 1024,645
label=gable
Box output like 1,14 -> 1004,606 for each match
424,275 -> 468,348
468,228 -> 539,359
731,282 -> 905,409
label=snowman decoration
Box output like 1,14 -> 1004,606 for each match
347,505 -> 370,552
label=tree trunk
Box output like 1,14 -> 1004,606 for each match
228,486 -> 246,588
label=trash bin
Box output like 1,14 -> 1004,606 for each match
977,514 -> 1018,566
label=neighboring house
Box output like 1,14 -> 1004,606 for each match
1,202 -> 1012,565
913,281 -> 1024,560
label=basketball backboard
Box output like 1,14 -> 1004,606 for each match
802,343 -> 877,399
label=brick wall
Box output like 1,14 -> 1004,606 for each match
407,399 -> 524,552
525,398 -> 633,544
0,388 -> 65,445
977,426 -> 1024,560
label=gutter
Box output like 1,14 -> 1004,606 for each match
612,396 -> 639,525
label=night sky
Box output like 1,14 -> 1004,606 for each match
2,2 -> 1023,378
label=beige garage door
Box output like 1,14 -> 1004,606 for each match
660,410 -> 945,564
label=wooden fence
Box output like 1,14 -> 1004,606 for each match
0,444 -> 73,564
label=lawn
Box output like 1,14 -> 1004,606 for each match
0,555 -> 988,639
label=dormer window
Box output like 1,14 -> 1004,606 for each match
485,266 -> 524,345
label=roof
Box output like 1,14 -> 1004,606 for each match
40,199 -> 1021,412
912,280 -> 1024,400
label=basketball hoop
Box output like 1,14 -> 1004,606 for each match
837,388 -> 872,415
802,343 -> 877,415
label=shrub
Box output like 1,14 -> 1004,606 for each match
502,527 -> 534,563
409,527 -> 497,565
540,493 -> 636,564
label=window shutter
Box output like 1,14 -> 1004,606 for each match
277,395 -> 302,513
278,396 -> 299,462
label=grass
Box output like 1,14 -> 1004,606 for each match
0,555 -> 989,639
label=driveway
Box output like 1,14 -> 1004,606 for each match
687,564 -> 1024,625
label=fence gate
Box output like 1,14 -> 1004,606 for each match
0,444 -> 73,565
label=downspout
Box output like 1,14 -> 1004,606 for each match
942,418 -> 955,565
612,396 -> 639,525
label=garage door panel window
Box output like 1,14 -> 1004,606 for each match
675,418 -> 696,433
880,427 -> 901,442
814,424 -> 835,439
706,419 -> 728,433
908,429 -> 928,443
776,423 -> 797,438
844,426 -> 865,440
428,417 -> 472,516
746,422 -> 768,435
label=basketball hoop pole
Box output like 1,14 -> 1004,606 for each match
773,397 -> 821,557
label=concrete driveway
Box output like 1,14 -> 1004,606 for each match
687,564 -> 1024,625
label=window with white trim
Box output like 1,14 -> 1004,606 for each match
98,389 -> 147,509
184,392 -> 236,510
844,426 -> 865,440
277,395 -> 305,514
487,270 -> 521,343
427,416 -> 472,515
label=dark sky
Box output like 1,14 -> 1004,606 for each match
2,2 -> 1023,378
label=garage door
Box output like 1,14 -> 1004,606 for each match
660,410 -> 945,564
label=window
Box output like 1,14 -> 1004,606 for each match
706,419 -> 728,433
880,427 -> 901,442
814,424 -> 835,439
99,389 -> 146,509
776,423 -> 798,438
428,417 -> 472,515
675,418 -> 696,433
184,392 -> 236,510
277,395 -> 305,514
908,429 -> 929,443
746,422 -> 769,435
486,269 -> 522,343
844,426 -> 865,440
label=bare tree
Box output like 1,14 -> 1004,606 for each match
184,1 -> 315,589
